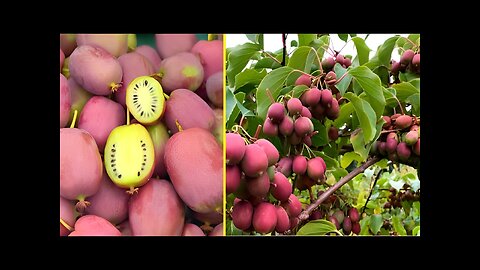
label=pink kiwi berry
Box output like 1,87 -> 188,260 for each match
343,216 -> 352,234
326,98 -> 339,120
320,89 -> 333,107
84,169 -> 130,225
352,222 -> 361,234
307,157 -> 325,180
396,142 -> 411,161
182,223 -> 206,236
135,45 -> 162,70
295,74 -> 312,86
293,155 -> 308,175
276,156 -> 293,177
275,205 -> 290,233
267,102 -> 286,123
246,173 -> 270,198
303,135 -> 312,147
165,128 -> 223,214
241,144 -> 269,178
129,179 -> 185,235
348,208 -> 360,223
394,115 -> 413,129
271,172 -> 292,202
300,106 -> 312,118
263,118 -> 279,136
69,45 -> 123,96
60,121 -> 103,213
253,202 -> 277,234
254,139 -> 279,166
304,87 -> 322,107
288,132 -> 303,145
400,49 -> 415,66
328,216 -> 340,230
60,196 -> 76,236
114,52 -> 155,108
226,165 -> 241,194
281,194 -> 303,218
287,98 -> 303,115
60,34 -> 77,56
205,71 -> 223,107
155,34 -> 198,59
279,115 -> 294,136
289,217 -> 300,230
294,116 -> 314,137
164,88 -> 215,134
412,53 -> 420,68
209,222 -> 224,236
328,126 -> 339,141
191,40 -> 223,82
78,96 -> 125,152
146,122 -> 170,178
193,210 -> 223,226
76,34 -> 128,57
413,138 -> 420,156
322,57 -> 335,70
69,215 -> 121,236
60,73 -> 71,128
232,200 -> 254,230
158,52 -> 204,93
60,49 -> 65,72
226,132 -> 246,165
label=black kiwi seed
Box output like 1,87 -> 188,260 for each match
118,175 -> 122,179
144,80 -> 148,86
137,171 -> 140,176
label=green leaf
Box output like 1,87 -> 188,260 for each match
365,36 -> 400,69
373,66 -> 390,86
225,88 -> 236,122
348,66 -> 386,119
227,43 -> 261,87
256,66 -> 295,120
392,82 -> 419,101
245,34 -> 257,43
331,167 -> 348,179
412,225 -> 420,236
226,92 -> 246,129
298,34 -> 317,47
359,216 -> 370,235
310,35 -> 330,60
399,71 -> 420,82
369,214 -> 383,234
392,215 -> 407,236
410,78 -> 420,89
338,34 -> 348,42
406,93 -> 420,116
383,87 -> 398,107
350,129 -> 369,161
292,85 -> 309,98
279,86 -> 294,96
333,102 -> 354,128
311,118 -> 328,147
288,46 -> 318,73
334,64 -> 352,95
351,37 -> 371,66
343,93 -> 376,143
341,152 -> 363,168
235,69 -> 267,90
237,100 -> 255,117
254,56 -> 282,69
296,219 -> 338,235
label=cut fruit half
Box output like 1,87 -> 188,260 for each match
126,76 -> 165,125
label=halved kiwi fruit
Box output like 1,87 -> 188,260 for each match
126,76 -> 165,125
104,123 -> 155,194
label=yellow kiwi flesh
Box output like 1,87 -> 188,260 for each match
104,123 -> 155,193
126,76 -> 165,125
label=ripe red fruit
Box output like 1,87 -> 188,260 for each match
246,173 -> 271,198
275,206 -> 290,233
294,116 -> 314,137
352,222 -> 361,234
279,115 -> 294,136
325,71 -> 337,85
231,200 -> 254,231
288,132 -> 303,145
307,157 -> 325,180
263,118 -> 279,137
295,74 -> 312,87
241,144 -> 269,177
328,126 -> 339,141
336,54 -> 346,66
322,57 -> 335,70
326,98 -> 339,120
309,209 -> 324,220
328,216 -> 340,230
412,53 -> 420,68
391,60 -> 401,76
320,89 -> 333,107
281,194 -> 303,218
287,98 -> 303,115
343,217 -> 352,234
396,142 -> 411,161
300,106 -> 312,118
293,155 -> 308,175
394,115 -> 413,129
226,165 -> 241,194
400,49 -> 415,66
385,138 -> 398,154
267,102 -> 286,123
226,133 -> 246,165
413,138 -> 420,156
304,87 -> 322,107
253,202 -> 278,234
348,208 -> 360,223
255,139 -> 280,167
383,116 -> 391,128
271,172 -> 293,202
404,130 -> 419,145
303,135 -> 312,147
276,156 -> 293,177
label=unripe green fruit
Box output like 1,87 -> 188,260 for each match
404,130 -> 419,145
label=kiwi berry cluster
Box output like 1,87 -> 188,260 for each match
390,49 -> 420,77
384,185 -> 420,209
60,34 -> 224,236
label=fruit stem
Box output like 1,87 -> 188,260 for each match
163,93 -> 170,100
392,95 -> 405,115
262,51 -> 282,65
361,168 -> 383,215
252,125 -> 262,141
208,34 -> 215,41
60,218 -> 74,232
176,120 -> 184,132
334,71 -> 349,85
110,82 -> 122,92
266,88 -> 275,104
126,186 -> 139,195
69,110 -> 78,129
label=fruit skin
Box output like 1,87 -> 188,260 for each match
60,49 -> 65,72
352,222 -> 361,234
404,130 -> 419,145
293,155 -> 308,175
271,172 -> 292,202
209,223 -> 224,236
267,102 -> 286,123
193,210 -> 223,226
383,116 -> 392,128
336,54 -> 346,65
69,215 -> 121,236
385,138 -> 398,154
343,57 -> 352,67
76,34 -> 128,57
226,165 -> 241,194
165,128 -> 222,213
279,115 -> 294,136
300,106 -> 312,118
254,139 -> 279,167
396,142 -> 411,161
226,132 -> 246,165
146,122 -> 170,178
114,52 -> 155,108
294,117 -> 314,137
182,223 -> 205,236
263,118 -> 279,136
129,179 -> 185,236
288,132 -> 303,145
326,98 -> 340,120
60,34 -> 77,56
287,98 -> 303,115
66,78 -> 92,127
412,53 -> 420,68
246,173 -> 271,198
328,216 -> 340,230
391,60 -> 401,76
348,208 -> 360,223
135,45 -> 162,70
232,200 -> 254,231
241,144 -> 269,178
400,49 -> 415,66
289,217 -> 300,230
60,196 -> 76,236
159,52 -> 204,93
190,40 -> 223,82
378,141 -> 387,156
320,89 -> 333,107
275,206 -> 290,233
60,128 -> 103,208
304,88 -> 322,107
309,209 -> 324,220
253,202 -> 277,234
394,115 -> 413,129
325,71 -> 337,85
413,138 -> 420,156
155,34 -> 197,59
322,57 -> 335,70
295,74 -> 311,86
205,71 -> 223,107
104,123 -> 155,190
343,216 -> 352,235
332,210 -> 345,224
78,96 -> 125,152
281,194 -> 302,218
69,45 -> 123,96
84,169 -> 130,225
276,156 -> 293,177
60,73 -> 71,128
328,126 -> 339,141
307,157 -> 325,180
164,88 -> 215,134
